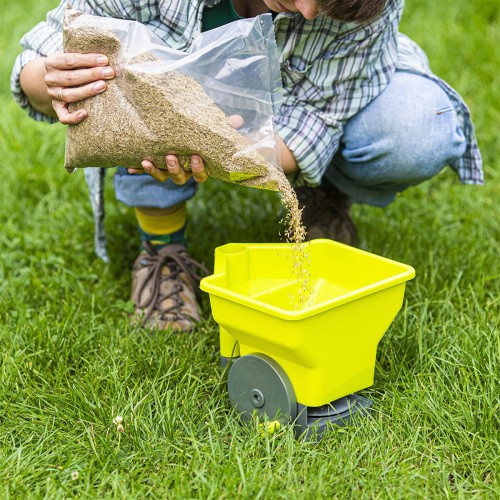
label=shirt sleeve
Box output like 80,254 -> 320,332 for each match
275,100 -> 343,187
274,0 -> 402,186
10,1 -> 68,122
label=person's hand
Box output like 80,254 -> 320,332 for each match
43,52 -> 115,124
128,154 -> 208,185
128,115 -> 245,184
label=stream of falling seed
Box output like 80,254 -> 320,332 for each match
275,173 -> 312,309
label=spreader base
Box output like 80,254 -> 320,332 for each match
295,394 -> 373,440
223,354 -> 373,440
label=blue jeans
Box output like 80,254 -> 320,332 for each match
114,70 -> 467,209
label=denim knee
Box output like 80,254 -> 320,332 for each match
114,167 -> 197,208
327,71 -> 467,206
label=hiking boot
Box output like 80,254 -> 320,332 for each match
131,242 -> 208,332
295,184 -> 358,245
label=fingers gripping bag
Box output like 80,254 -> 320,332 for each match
63,3 -> 284,190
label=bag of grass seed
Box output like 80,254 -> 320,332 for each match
63,4 -> 284,190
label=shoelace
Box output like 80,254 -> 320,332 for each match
136,242 -> 209,324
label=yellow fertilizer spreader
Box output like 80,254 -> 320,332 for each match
200,239 -> 415,439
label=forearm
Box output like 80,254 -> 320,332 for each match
276,135 -> 299,174
20,58 -> 57,118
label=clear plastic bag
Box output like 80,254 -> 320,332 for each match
63,4 -> 284,190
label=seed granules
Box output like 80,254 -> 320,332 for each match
63,6 -> 280,190
276,175 -> 312,309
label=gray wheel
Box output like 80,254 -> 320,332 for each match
227,353 -> 296,423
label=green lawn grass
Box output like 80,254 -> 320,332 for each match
1,0 -> 499,497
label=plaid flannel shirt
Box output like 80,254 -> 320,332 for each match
11,0 -> 483,260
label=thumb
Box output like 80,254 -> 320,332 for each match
228,114 -> 244,129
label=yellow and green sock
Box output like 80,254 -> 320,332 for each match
135,203 -> 187,248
